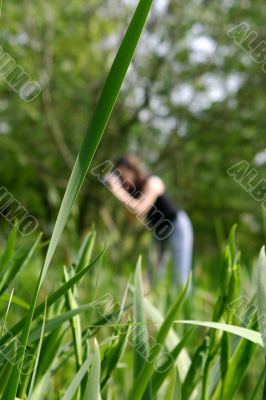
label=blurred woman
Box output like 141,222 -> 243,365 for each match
106,155 -> 193,288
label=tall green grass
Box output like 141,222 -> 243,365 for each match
0,225 -> 265,399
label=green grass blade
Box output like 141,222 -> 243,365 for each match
128,274 -> 191,400
142,295 -> 191,382
83,339 -> 101,400
28,304 -> 93,342
151,329 -> 193,396
1,292 -> 29,310
175,320 -> 263,346
0,233 -> 42,294
248,365 -> 266,400
62,356 -> 91,400
182,340 -> 207,400
75,231 -> 96,273
1,288 -> 14,335
2,259 -> 46,400
40,0 -> 154,289
257,246 -> 266,349
34,328 -> 66,383
211,318 -> 257,400
0,251 -> 102,349
133,257 -> 149,376
171,368 -> 182,400
27,300 -> 48,399
101,325 -> 130,388
64,267 -> 83,369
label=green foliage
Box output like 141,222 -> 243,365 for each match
1,0 -> 265,260
0,226 -> 264,399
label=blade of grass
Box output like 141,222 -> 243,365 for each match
1,288 -> 14,335
211,316 -> 257,400
28,304 -> 93,342
2,257 -> 45,400
64,267 -> 83,369
151,328 -> 193,397
175,320 -> 263,346
257,246 -> 266,348
101,325 -> 130,388
171,368 -> 182,400
75,231 -> 96,273
256,246 -> 266,398
83,339 -> 101,400
27,300 -> 48,399
133,256 -> 151,398
0,251 -> 103,349
34,328 -> 66,384
142,294 -> 191,382
248,365 -> 266,400
128,274 -> 191,400
61,355 -> 91,400
0,233 -> 42,294
1,292 -> 29,310
40,0 -> 154,289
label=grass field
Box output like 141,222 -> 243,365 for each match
0,224 -> 265,399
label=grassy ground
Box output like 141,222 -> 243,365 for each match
0,224 -> 265,399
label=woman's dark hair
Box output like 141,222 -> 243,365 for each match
114,155 -> 148,193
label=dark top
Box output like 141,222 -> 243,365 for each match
125,174 -> 178,239
146,192 -> 178,229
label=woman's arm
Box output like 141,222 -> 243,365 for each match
107,174 -> 165,218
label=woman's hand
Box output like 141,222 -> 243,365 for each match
106,174 -> 165,219
105,173 -> 122,194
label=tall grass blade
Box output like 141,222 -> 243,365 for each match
151,328 -> 193,396
64,267 -> 83,369
61,356 -> 91,400
40,0 -> 154,289
211,316 -> 257,399
75,231 -> 96,273
133,257 -> 149,375
0,251 -> 102,349
83,339 -> 101,400
0,233 -> 42,294
2,258 -> 45,400
257,246 -> 266,348
133,256 -> 152,399
143,296 -> 191,382
128,274 -> 191,400
1,288 -> 14,334
28,304 -> 93,342
175,320 -> 263,346
101,325 -> 130,388
1,292 -> 29,310
171,368 -> 182,400
34,328 -> 66,384
27,300 -> 48,399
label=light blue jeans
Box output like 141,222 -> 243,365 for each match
153,211 -> 193,287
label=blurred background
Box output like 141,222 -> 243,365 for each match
0,0 -> 266,283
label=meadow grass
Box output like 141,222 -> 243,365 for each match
0,0 -> 266,398
0,225 -> 265,399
